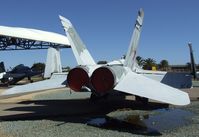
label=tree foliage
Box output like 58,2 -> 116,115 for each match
136,56 -> 145,67
31,62 -> 45,72
143,58 -> 157,70
159,60 -> 169,71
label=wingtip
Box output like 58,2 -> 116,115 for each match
59,15 -> 65,21
59,15 -> 73,29
172,91 -> 190,106
182,93 -> 191,105
138,8 -> 144,18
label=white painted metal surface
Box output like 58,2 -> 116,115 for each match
60,10 -> 190,106
114,70 -> 190,105
0,72 -> 6,79
59,15 -> 96,65
0,25 -> 70,46
44,47 -> 62,78
1,73 -> 67,97
124,9 -> 144,69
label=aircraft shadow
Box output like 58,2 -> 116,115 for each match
0,97 -> 168,136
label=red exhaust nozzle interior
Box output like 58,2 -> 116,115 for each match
67,67 -> 89,91
91,67 -> 115,93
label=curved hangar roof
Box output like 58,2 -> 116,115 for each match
0,25 -> 70,46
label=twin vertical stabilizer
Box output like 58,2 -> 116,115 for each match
59,16 -> 96,66
124,9 -> 144,70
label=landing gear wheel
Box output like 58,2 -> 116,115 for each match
28,77 -> 33,83
30,80 -> 33,83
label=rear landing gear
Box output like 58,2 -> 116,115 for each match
28,77 -> 33,83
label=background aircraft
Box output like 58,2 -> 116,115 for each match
0,26 -> 70,97
0,25 -> 70,94
0,25 -> 70,79
59,9 -> 190,106
134,62 -> 192,89
0,62 -> 42,85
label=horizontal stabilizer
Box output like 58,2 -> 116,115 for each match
114,71 -> 190,105
0,73 -> 67,98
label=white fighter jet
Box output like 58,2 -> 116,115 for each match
59,9 -> 190,106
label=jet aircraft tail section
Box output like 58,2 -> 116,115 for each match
59,15 -> 96,66
59,9 -> 190,106
124,9 -> 144,70
44,47 -> 62,78
0,62 -> 6,73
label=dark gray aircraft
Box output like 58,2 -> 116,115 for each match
0,62 -> 42,85
188,43 -> 197,79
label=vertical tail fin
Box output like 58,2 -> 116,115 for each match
124,9 -> 144,70
44,47 -> 62,78
0,62 -> 5,73
59,15 -> 96,66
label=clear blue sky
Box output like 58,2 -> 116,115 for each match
0,0 -> 198,69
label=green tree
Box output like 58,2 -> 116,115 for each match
143,58 -> 157,70
136,56 -> 144,67
31,62 -> 45,72
159,60 -> 169,71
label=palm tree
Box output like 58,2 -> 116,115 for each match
159,60 -> 169,71
136,56 -> 144,67
143,58 -> 157,70
31,62 -> 45,72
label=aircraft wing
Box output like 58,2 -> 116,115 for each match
114,71 -> 190,106
0,25 -> 70,46
0,73 -> 67,98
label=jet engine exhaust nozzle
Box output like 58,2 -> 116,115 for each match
91,67 -> 115,93
67,67 -> 89,91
